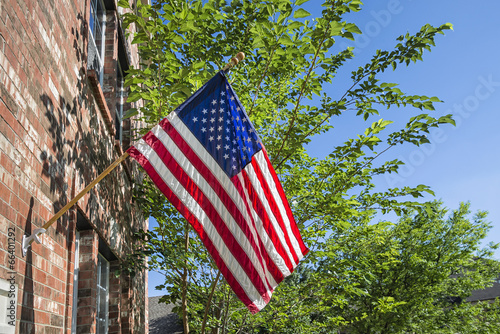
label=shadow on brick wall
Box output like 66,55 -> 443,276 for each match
20,197 -> 35,334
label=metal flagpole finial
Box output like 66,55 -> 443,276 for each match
22,228 -> 46,257
223,52 -> 245,73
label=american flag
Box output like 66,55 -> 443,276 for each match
127,71 -> 309,313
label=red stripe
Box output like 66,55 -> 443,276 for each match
126,146 -> 261,314
230,174 -> 286,283
240,169 -> 295,273
143,131 -> 273,301
160,120 -> 284,283
250,158 -> 299,264
262,152 -> 309,256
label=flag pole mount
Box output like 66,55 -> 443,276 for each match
22,228 -> 46,257
223,52 -> 245,73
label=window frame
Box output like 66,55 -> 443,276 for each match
88,0 -> 106,85
96,253 -> 110,334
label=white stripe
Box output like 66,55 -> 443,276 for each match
151,125 -> 278,289
235,172 -> 293,278
168,114 -> 292,277
254,151 -> 303,259
134,139 -> 268,311
244,162 -> 299,267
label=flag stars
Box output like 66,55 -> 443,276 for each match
224,154 -> 229,159
224,144 -> 230,150
209,127 -> 215,132
217,135 -> 222,141
210,118 -> 216,123
202,118 -> 207,123
218,126 -> 223,132
221,91 -> 225,96
211,108 -> 216,114
216,144 -> 221,150
202,108 -> 208,114
230,96 -> 235,101
192,117 -> 198,122
209,136 -> 214,141
212,99 -> 217,105
219,117 -> 224,122
201,127 -> 207,133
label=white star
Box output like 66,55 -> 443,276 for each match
217,135 -> 222,141
246,137 -> 252,143
232,140 -> 237,145
202,108 -> 208,114
236,126 -> 240,131
210,118 -> 215,123
226,127 -> 230,133
201,127 -> 207,132
225,136 -> 230,141
209,136 -> 214,141
226,119 -> 231,124
232,165 -> 237,170
230,96 -> 235,101
219,108 -> 224,113
224,154 -> 229,159
211,109 -> 216,114
219,117 -> 224,122
232,148 -> 237,153
209,127 -> 215,132
243,146 -> 247,152
216,144 -> 221,150
242,118 -> 247,123
232,157 -> 236,161
249,128 -> 254,133
212,99 -> 217,105
224,144 -> 230,150
218,126 -> 222,132
192,117 -> 198,122
220,99 -> 225,104
202,118 -> 207,123
236,106 -> 241,111
236,116 -> 240,121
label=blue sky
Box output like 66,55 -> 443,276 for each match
304,0 -> 500,257
148,0 -> 500,297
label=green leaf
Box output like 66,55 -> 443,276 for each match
293,8 -> 311,19
123,108 -> 138,119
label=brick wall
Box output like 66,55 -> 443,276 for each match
0,0 -> 147,333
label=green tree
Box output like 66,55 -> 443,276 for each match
316,201 -> 500,334
116,0 -> 470,332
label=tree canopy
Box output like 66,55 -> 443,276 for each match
117,0 -> 499,332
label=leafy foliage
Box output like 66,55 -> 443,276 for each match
118,0 -> 498,333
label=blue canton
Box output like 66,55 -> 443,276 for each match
175,72 -> 262,178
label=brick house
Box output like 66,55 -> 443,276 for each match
0,0 -> 148,333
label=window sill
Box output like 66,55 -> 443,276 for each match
87,69 -> 132,182
87,69 -> 115,138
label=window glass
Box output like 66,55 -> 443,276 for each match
96,254 -> 109,334
115,60 -> 124,144
88,0 -> 106,84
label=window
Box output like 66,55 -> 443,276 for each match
71,231 -> 80,334
88,0 -> 106,84
96,254 -> 110,334
115,59 -> 125,146
0,278 -> 16,334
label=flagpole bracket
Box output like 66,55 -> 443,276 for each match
22,228 -> 46,257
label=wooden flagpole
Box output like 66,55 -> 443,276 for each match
22,52 -> 245,256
